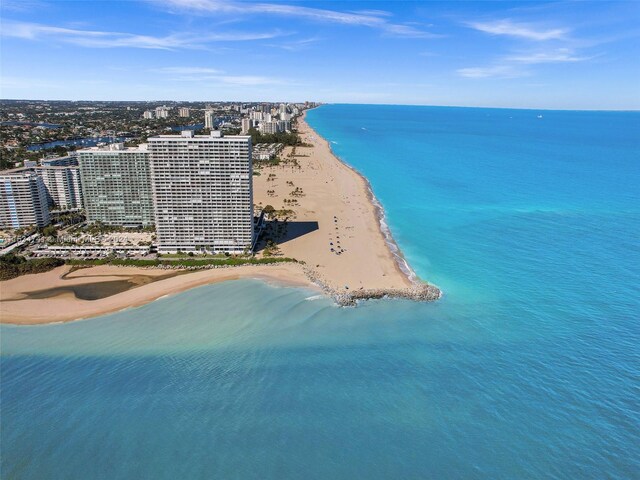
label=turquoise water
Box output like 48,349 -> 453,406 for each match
2,105 -> 639,479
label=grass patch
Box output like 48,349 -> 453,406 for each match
0,254 -> 65,281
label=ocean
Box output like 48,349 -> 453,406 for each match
2,105 -> 639,479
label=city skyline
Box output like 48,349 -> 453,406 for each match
1,0 -> 639,110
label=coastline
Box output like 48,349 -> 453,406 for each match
0,264 -> 317,325
317,121 -> 419,284
0,108 -> 440,325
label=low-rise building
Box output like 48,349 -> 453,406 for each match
253,143 -> 284,161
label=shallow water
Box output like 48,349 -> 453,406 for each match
17,279 -> 137,300
2,105 -> 639,479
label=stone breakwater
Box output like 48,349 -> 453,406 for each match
301,266 -> 441,306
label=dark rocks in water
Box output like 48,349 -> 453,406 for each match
302,266 -> 441,307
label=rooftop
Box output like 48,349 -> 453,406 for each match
77,143 -> 148,153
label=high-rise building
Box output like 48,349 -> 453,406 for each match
259,121 -> 279,134
178,107 -> 190,117
0,169 -> 51,228
148,130 -> 253,254
143,110 -> 155,119
278,119 -> 291,132
259,120 -> 289,134
41,156 -> 78,168
204,110 -> 215,129
77,143 -> 154,227
241,118 -> 251,134
37,156 -> 83,210
155,106 -> 170,119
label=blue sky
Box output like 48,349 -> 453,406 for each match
1,0 -> 639,109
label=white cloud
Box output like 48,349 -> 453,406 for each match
458,46 -> 592,79
157,0 -> 440,38
153,67 -> 223,74
457,65 -> 527,79
468,19 -> 568,41
269,37 -> 320,51
505,48 -> 590,64
154,66 -> 287,86
1,20 -> 286,50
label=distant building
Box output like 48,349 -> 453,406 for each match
143,110 -> 155,119
259,121 -> 279,135
241,118 -> 251,134
253,143 -> 284,161
259,120 -> 289,134
178,107 -> 190,117
278,120 -> 291,132
37,156 -> 83,210
148,130 -> 253,254
155,106 -> 170,119
204,110 -> 215,129
0,169 -> 51,228
77,144 -> 154,227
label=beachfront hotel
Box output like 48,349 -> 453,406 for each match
148,130 -> 254,254
77,143 -> 154,227
0,169 -> 51,228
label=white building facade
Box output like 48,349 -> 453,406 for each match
155,106 -> 170,118
0,169 -> 51,228
37,165 -> 83,210
34,156 -> 83,210
204,110 -> 215,129
148,131 -> 253,254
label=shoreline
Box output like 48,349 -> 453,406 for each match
318,124 -> 419,285
0,263 -> 318,325
0,108 -> 440,325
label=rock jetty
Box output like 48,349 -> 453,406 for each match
302,265 -> 441,306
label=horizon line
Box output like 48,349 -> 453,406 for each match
1,98 -> 638,112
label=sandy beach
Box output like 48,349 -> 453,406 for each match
1,111 -> 436,325
253,112 -> 415,291
0,264 -> 315,325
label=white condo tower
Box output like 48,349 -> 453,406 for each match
148,130 -> 254,254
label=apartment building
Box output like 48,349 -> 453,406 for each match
155,106 -> 170,119
36,158 -> 83,210
77,143 -> 154,227
204,110 -> 215,129
148,130 -> 253,254
0,169 -> 51,228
